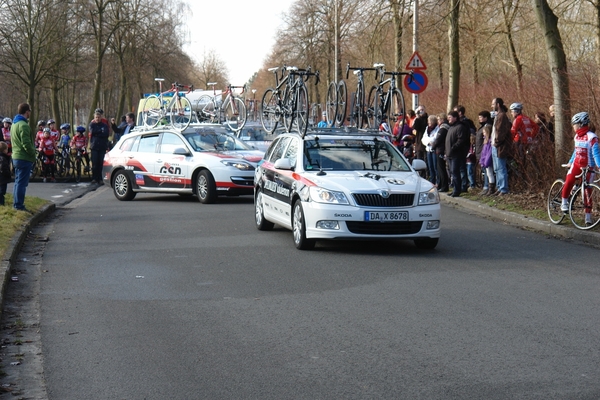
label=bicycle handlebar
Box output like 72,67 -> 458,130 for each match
346,62 -> 378,79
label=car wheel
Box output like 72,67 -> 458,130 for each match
292,199 -> 315,250
414,238 -> 438,250
113,170 -> 136,201
197,170 -> 217,204
255,189 -> 274,231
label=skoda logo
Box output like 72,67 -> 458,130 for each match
380,190 -> 390,198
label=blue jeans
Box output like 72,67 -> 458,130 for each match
492,147 -> 508,193
467,163 -> 476,187
426,151 -> 437,185
12,159 -> 33,210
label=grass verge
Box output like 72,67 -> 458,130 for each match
0,194 -> 48,262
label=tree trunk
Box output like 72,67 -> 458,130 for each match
531,0 -> 571,169
446,0 -> 460,112
390,0 -> 403,72
51,80 -> 61,126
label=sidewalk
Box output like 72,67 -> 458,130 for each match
442,194 -> 600,247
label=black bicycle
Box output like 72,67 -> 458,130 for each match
367,64 -> 412,129
325,78 -> 347,128
345,63 -> 378,129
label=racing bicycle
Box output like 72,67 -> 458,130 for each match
141,78 -> 194,131
284,66 -> 319,136
547,164 -> 600,229
367,64 -> 411,129
260,66 -> 291,134
345,63 -> 378,129
196,83 -> 247,132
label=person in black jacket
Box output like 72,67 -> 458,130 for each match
0,141 -> 12,205
445,111 -> 470,197
88,109 -> 110,184
431,113 -> 449,192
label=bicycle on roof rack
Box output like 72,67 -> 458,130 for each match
141,78 -> 194,131
345,63 -> 379,129
367,64 -> 412,130
196,83 -> 247,132
260,66 -> 319,136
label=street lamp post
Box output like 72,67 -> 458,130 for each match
251,89 -> 257,121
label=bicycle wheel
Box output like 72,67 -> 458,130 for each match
326,81 -> 338,128
223,96 -> 247,132
367,86 -> 381,129
351,84 -> 364,128
295,85 -> 309,136
170,96 -> 192,131
336,79 -> 347,127
283,87 -> 295,132
54,152 -> 65,177
547,179 -> 565,224
142,95 -> 162,128
196,95 -> 216,123
569,183 -> 600,229
260,88 -> 279,133
389,88 -> 405,122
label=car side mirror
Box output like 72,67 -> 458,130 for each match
173,147 -> 191,156
274,158 -> 292,170
412,159 -> 427,171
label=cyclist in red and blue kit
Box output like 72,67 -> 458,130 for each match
561,112 -> 600,225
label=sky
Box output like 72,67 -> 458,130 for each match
184,0 -> 295,85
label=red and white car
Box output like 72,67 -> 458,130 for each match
103,125 -> 263,203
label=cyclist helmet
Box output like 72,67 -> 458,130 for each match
47,118 -> 56,124
76,125 -> 86,133
60,123 -> 70,131
571,112 -> 590,126
94,108 -> 104,115
43,127 -> 51,133
509,102 -> 523,112
2,117 -> 12,124
401,134 -> 413,142
37,120 -> 46,127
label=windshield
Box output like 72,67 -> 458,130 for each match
303,137 -> 411,172
183,131 -> 251,152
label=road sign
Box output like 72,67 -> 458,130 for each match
404,71 -> 428,94
405,51 -> 427,70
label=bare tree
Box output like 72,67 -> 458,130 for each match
446,0 -> 460,111
532,0 -> 571,168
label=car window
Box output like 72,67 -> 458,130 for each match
283,137 -> 298,168
137,134 -> 160,153
303,138 -> 410,171
160,132 -> 187,154
119,136 -> 137,152
266,137 -> 291,163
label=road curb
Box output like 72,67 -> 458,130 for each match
0,203 -> 56,316
441,195 -> 600,247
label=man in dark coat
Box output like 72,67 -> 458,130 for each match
445,111 -> 470,197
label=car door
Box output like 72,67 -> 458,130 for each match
155,132 -> 191,190
259,136 -> 291,225
129,133 -> 160,188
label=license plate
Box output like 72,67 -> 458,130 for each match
365,211 -> 409,222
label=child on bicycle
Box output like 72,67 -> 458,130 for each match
59,124 -> 71,151
70,126 -> 90,170
39,128 -> 56,182
561,112 -> 600,224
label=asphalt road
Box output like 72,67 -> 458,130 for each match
3,186 -> 600,399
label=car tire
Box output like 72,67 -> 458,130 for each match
255,189 -> 274,231
414,238 -> 438,250
197,170 -> 217,204
292,199 -> 315,250
113,170 -> 136,201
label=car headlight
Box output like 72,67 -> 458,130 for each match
309,186 -> 349,205
221,160 -> 254,171
418,187 -> 440,205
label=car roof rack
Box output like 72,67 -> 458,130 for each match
301,126 -> 393,140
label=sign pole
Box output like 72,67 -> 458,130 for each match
412,0 -> 419,110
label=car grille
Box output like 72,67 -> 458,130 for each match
352,193 -> 414,207
346,221 -> 423,235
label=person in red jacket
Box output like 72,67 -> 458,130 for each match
510,102 -> 538,161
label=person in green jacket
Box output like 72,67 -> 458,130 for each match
11,103 -> 34,211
